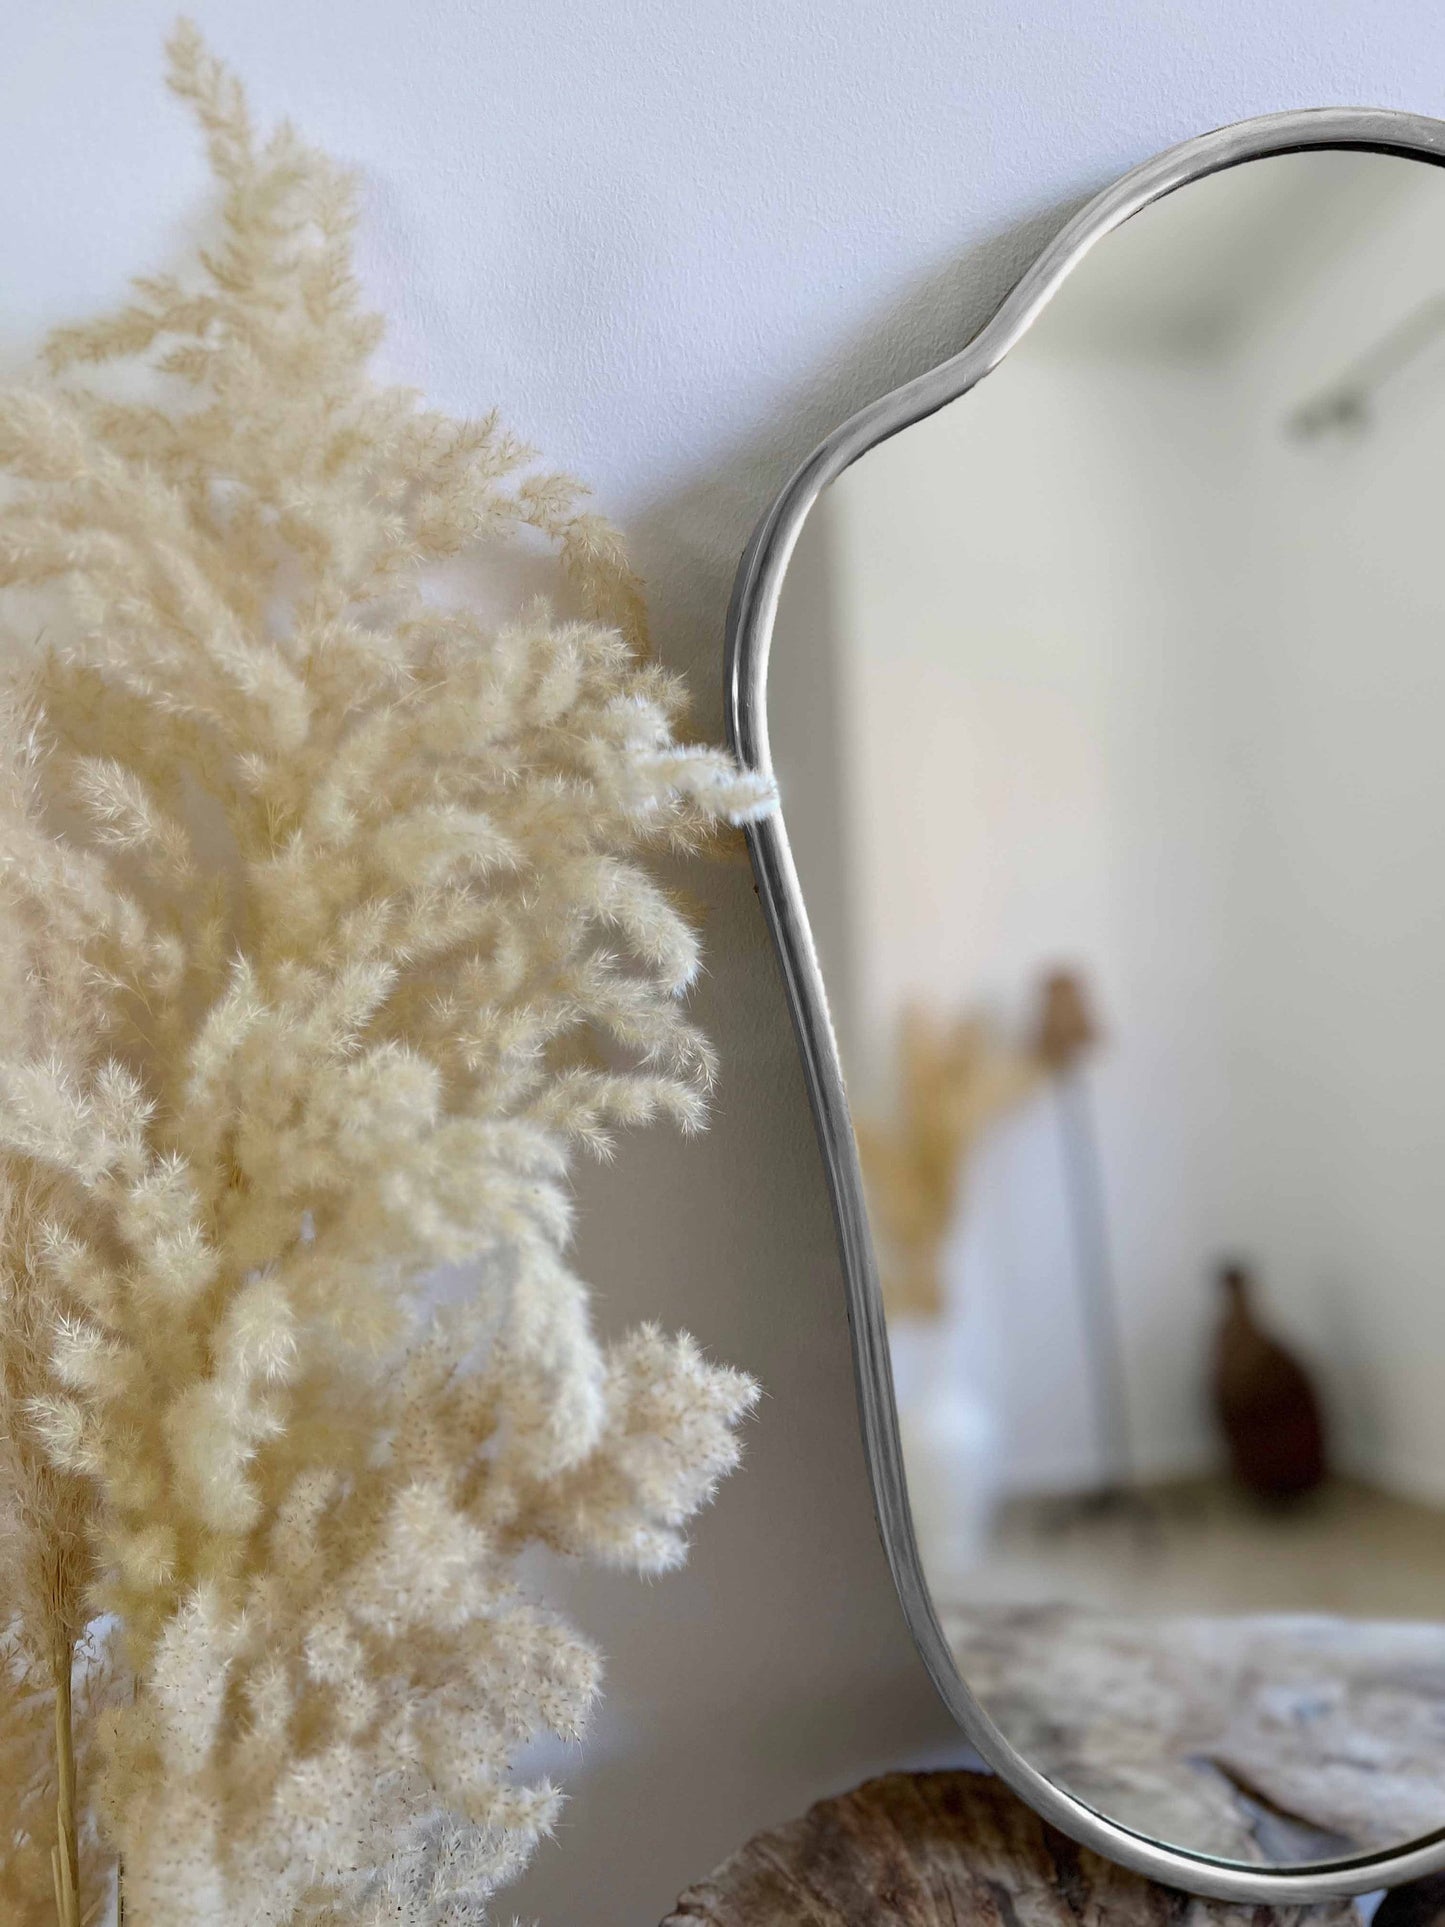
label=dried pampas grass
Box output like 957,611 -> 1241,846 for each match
0,21 -> 772,1924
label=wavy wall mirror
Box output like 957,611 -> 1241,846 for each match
727,110 -> 1445,1902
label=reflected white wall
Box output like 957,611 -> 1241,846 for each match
815,351 -> 1241,1493
784,156 -> 1445,1502
1225,162 -> 1445,1503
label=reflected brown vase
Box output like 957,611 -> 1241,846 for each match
1212,1261 -> 1327,1499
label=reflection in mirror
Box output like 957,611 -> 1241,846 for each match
770,149 -> 1445,1867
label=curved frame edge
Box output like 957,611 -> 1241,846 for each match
725,105 -> 1445,1903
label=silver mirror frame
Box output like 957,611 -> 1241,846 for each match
726,106 -> 1445,1904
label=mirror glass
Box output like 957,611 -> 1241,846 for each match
770,149 -> 1445,1866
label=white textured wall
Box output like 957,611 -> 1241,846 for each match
5,6 -> 1445,1924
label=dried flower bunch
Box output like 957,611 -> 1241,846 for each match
858,1006 -> 1045,1320
0,23 -> 771,1924
859,976 -> 1099,1320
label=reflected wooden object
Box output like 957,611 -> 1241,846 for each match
659,1771 -> 1365,1927
1035,967 -> 1102,1070
1214,1263 -> 1328,1500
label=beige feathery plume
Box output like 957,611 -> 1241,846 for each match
0,21 -> 772,1923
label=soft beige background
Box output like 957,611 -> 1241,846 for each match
2,5 -> 1444,1921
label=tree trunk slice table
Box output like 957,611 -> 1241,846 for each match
661,1771 -> 1370,1927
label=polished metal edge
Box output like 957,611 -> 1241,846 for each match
725,106 -> 1445,1903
